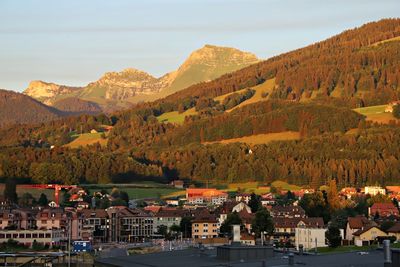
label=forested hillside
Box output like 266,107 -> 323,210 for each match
1,19 -> 400,189
133,19 -> 400,114
0,89 -> 62,127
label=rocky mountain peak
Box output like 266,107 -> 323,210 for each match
24,80 -> 80,104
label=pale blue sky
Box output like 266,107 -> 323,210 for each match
0,0 -> 399,91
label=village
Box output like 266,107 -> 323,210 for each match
1,182 -> 400,257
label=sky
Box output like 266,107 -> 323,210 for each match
0,0 -> 399,92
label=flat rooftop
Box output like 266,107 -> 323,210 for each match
95,248 -> 385,267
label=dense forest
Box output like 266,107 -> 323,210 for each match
0,19 -> 400,189
137,126 -> 400,189
0,146 -> 161,185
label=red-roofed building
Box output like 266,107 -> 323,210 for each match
386,186 -> 400,194
369,203 -> 399,218
340,187 -> 358,199
186,188 -> 228,205
144,205 -> 162,213
345,216 -> 376,241
353,226 -> 387,246
293,189 -> 315,198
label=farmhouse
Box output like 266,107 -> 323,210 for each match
353,226 -> 387,246
345,216 -> 376,241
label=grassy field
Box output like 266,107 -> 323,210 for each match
353,105 -> 387,115
226,78 -> 276,112
353,104 -> 397,124
215,182 -> 270,194
317,245 -> 378,254
116,188 -> 182,199
82,183 -> 183,199
156,78 -> 275,124
371,36 -> 400,47
271,180 -> 301,191
161,190 -> 186,199
156,108 -> 198,124
65,132 -> 108,148
203,131 -> 300,145
0,184 -> 59,202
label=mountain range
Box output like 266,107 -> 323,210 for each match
23,45 -> 259,113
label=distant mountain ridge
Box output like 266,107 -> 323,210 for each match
24,45 -> 259,112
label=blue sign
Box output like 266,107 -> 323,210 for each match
73,241 -> 93,252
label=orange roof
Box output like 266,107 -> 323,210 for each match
387,186 -> 400,193
69,194 -> 80,200
371,202 -> 398,210
187,188 -> 226,198
144,205 -> 162,213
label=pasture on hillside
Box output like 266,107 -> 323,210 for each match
65,132 -> 108,148
156,108 -> 197,124
353,104 -> 398,124
203,131 -> 300,145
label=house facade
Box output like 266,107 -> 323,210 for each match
192,215 -> 219,239
353,226 -> 387,246
294,218 -> 326,250
345,216 -> 375,241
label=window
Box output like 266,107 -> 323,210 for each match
41,220 -> 47,224
26,234 -> 31,238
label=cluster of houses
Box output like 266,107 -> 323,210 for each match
1,185 -> 400,251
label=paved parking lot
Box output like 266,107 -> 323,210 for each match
95,248 -> 385,267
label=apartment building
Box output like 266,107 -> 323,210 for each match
295,218 -> 326,250
192,216 -> 219,239
186,188 -> 228,205
0,229 -> 64,248
107,206 -> 154,242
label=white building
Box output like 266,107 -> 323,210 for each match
294,218 -> 326,250
364,186 -> 386,196
235,193 -> 251,204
